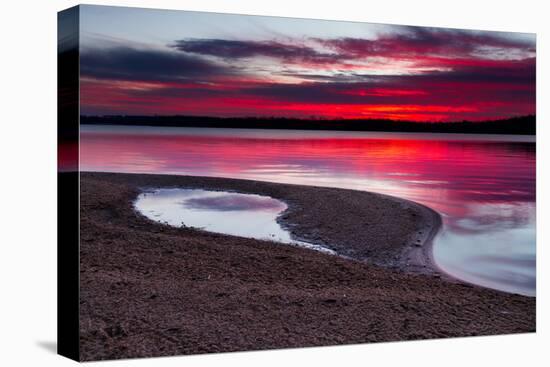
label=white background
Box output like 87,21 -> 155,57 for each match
0,0 -> 547,365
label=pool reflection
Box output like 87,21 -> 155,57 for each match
134,188 -> 335,254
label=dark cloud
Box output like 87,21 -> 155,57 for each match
241,60 -> 535,107
172,30 -> 534,66
171,38 -> 340,64
427,57 -> 536,84
80,46 -> 231,82
318,27 -> 534,59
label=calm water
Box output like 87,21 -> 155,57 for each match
80,125 -> 536,296
134,188 -> 335,254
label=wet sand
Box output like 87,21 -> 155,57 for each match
79,172 -> 535,361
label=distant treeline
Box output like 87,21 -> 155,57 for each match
80,114 -> 536,135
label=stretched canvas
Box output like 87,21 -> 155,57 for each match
58,4 -> 536,362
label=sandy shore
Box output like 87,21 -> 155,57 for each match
79,172 -> 535,361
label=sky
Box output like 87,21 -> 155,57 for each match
79,5 -> 536,121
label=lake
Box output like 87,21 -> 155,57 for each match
79,125 -> 536,296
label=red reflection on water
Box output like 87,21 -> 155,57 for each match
79,130 -> 535,212
58,140 -> 78,172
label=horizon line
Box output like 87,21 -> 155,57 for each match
80,114 -> 535,124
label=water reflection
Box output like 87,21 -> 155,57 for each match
80,125 -> 536,296
134,188 -> 335,254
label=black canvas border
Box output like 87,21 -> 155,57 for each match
57,5 -> 80,362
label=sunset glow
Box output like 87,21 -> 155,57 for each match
79,6 -> 535,122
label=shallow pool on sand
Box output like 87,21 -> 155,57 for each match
134,188 -> 335,254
